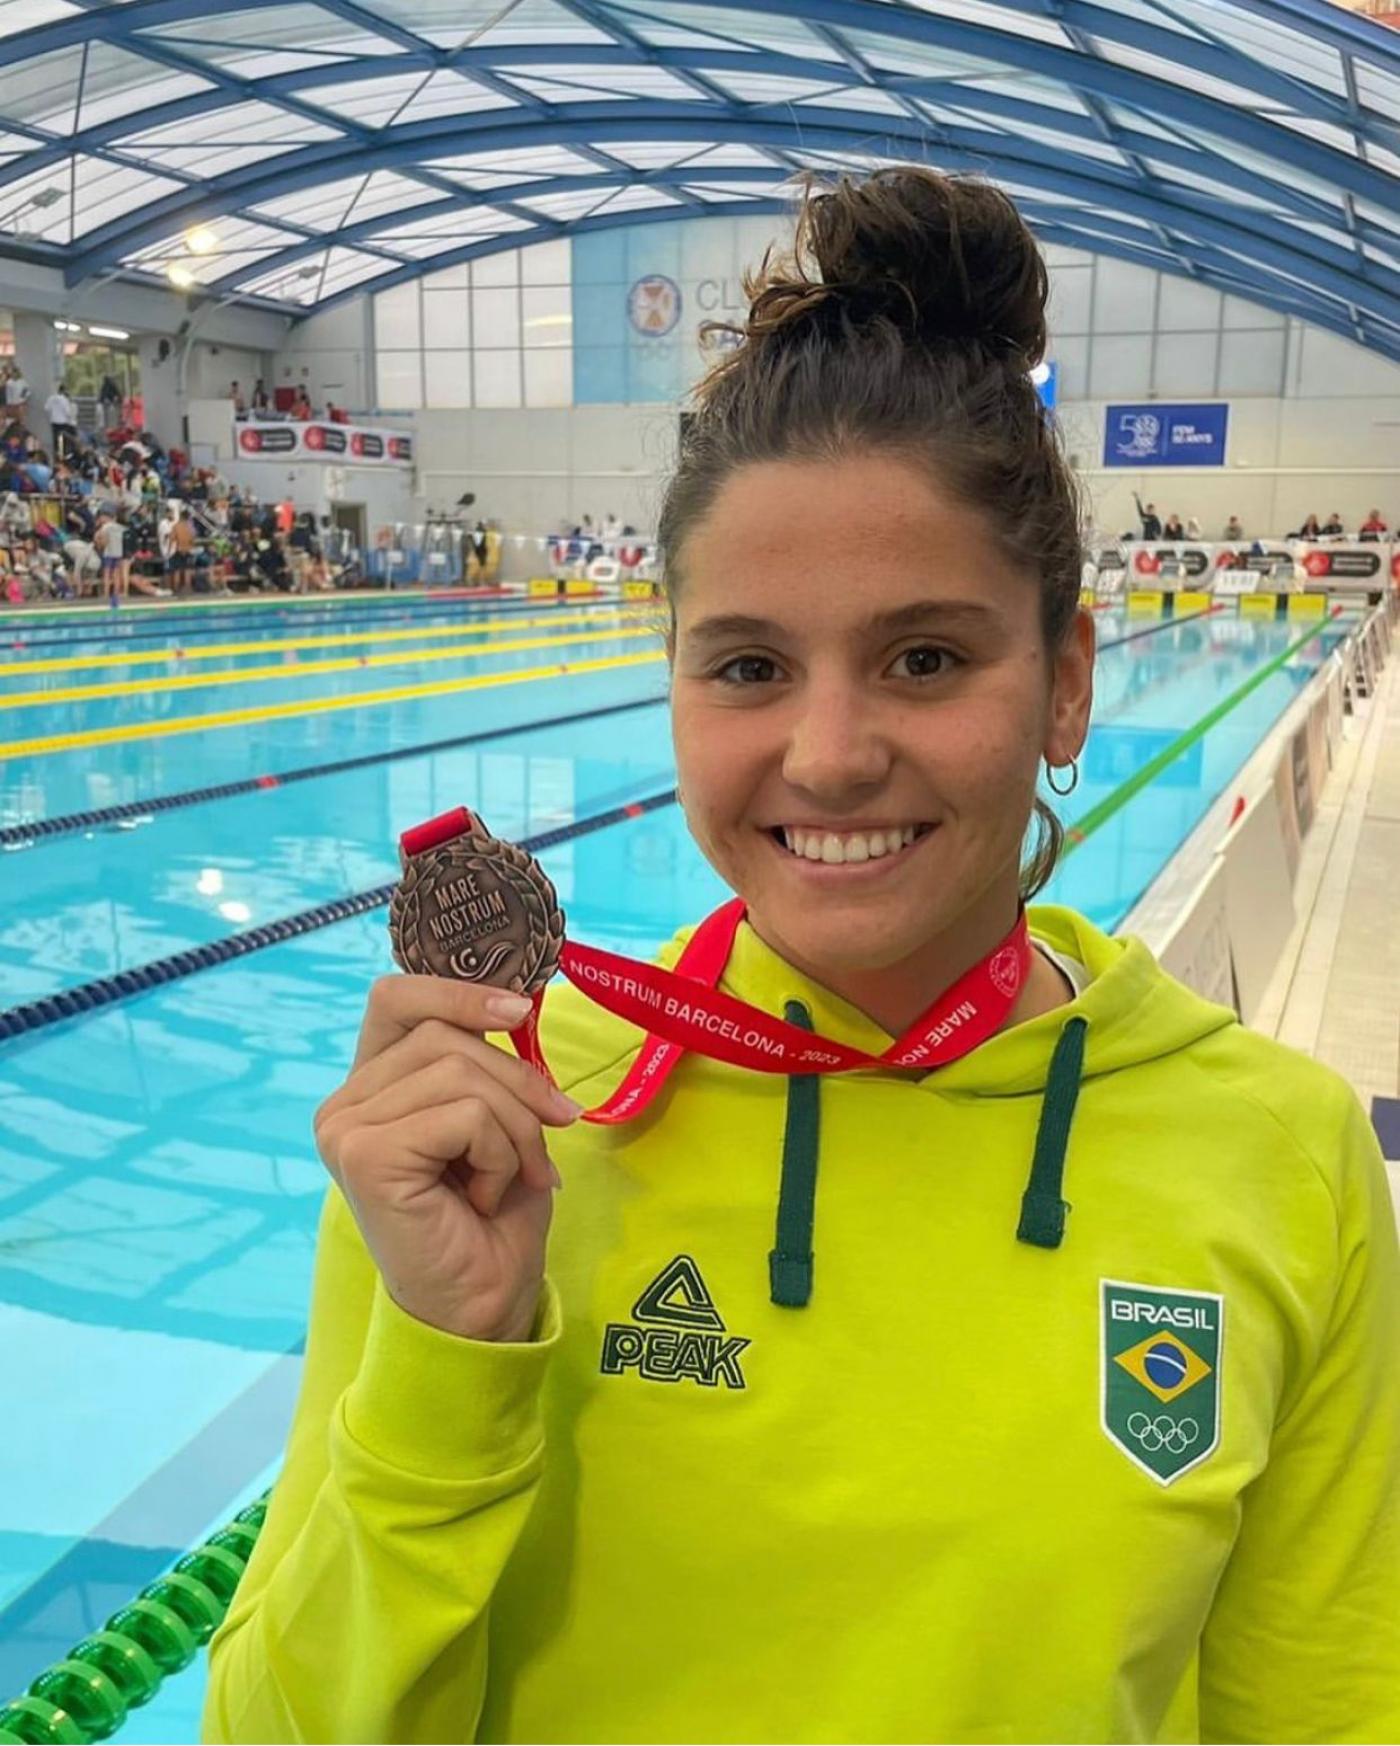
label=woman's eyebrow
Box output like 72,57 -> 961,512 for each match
684,600 -> 1002,644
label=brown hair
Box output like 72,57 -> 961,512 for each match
658,167 -> 1084,899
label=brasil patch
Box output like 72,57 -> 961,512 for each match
1101,1278 -> 1223,1485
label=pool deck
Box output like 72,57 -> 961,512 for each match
1254,650 -> 1400,1212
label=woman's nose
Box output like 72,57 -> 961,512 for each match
780,676 -> 893,800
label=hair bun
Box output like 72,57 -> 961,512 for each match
777,168 -> 1047,371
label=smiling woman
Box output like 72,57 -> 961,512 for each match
204,170 -> 1400,1746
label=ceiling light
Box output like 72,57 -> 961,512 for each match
29,187 -> 63,210
88,325 -> 130,341
293,265 -> 321,280
185,225 -> 219,255
167,262 -> 196,289
53,319 -> 81,333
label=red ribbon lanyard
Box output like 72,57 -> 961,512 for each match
398,807 -> 1032,1126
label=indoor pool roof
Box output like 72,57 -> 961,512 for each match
0,0 -> 1397,354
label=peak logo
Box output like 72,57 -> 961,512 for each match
600,1255 -> 749,1389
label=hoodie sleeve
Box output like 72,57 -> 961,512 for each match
1199,1089 -> 1400,1744
202,1186 -> 560,1745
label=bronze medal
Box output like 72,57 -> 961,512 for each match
389,821 -> 565,994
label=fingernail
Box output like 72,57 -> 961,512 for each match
484,992 -> 532,1025
552,1091 -> 583,1120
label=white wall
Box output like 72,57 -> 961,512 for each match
271,300 -> 371,411
338,221 -> 1400,543
414,404 -> 678,540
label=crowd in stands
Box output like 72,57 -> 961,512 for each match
0,380 -> 362,605
1130,491 -> 1392,546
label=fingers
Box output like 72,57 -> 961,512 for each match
325,1018 -> 580,1132
339,1099 -> 524,1220
354,975 -> 538,1069
320,1055 -> 560,1196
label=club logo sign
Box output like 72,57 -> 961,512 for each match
628,274 -> 682,337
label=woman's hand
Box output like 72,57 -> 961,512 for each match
315,977 -> 580,1343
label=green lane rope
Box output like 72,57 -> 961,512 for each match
0,1495 -> 270,1744
1063,609 -> 1343,852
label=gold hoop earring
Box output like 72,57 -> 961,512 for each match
1046,758 -> 1080,797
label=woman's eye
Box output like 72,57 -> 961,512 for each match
716,654 -> 778,685
891,645 -> 957,680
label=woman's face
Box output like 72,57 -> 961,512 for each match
669,455 -> 1094,979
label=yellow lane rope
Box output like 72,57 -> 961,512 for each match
0,650 -> 668,760
0,624 -> 661,711
0,604 -> 654,678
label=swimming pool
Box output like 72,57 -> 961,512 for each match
0,591 -> 1353,1740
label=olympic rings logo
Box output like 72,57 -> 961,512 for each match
1127,1412 -> 1198,1455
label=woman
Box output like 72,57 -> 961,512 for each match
205,171 -> 1399,1744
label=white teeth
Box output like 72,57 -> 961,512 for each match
779,826 -> 925,864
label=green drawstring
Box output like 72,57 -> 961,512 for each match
768,1006 -> 1087,1298
1017,1016 -> 1089,1250
769,1001 -> 820,1308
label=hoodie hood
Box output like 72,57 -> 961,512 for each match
712,902 -> 1238,1097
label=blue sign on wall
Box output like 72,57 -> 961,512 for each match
1103,403 -> 1228,467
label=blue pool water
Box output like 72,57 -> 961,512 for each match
0,591 -> 1351,1740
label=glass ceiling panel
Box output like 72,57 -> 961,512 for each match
0,0 -> 1384,355
602,0 -> 831,59
898,0 -> 1071,49
253,171 -> 443,232
425,145 -> 599,186
0,1 -> 80,36
1156,0 -> 1348,100
799,88 -> 912,116
141,5 -> 400,64
237,244 -> 387,302
498,63 -> 700,99
1355,63 -> 1400,126
835,30 -> 1007,80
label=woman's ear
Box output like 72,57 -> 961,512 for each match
1045,607 -> 1095,767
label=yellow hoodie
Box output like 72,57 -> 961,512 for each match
204,907 -> 1400,1744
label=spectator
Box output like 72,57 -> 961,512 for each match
62,532 -> 99,597
1184,514 -> 1202,539
290,388 -> 312,421
1132,492 -> 1161,540
98,373 -> 122,430
157,502 -> 176,571
1359,508 -> 1388,541
1320,511 -> 1345,537
1223,514 -> 1244,542
95,510 -> 127,598
1162,512 -> 1185,541
288,513 -> 314,592
251,379 -> 270,414
230,380 -> 246,415
44,384 -> 77,461
168,506 -> 196,595
3,366 -> 29,417
1293,514 -> 1322,540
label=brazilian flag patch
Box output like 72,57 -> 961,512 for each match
1101,1279 -> 1223,1485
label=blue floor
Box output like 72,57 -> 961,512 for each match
0,592 -> 1352,1737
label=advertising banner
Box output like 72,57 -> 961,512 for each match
1293,542 -> 1383,583
1103,403 -> 1228,467
234,420 -> 413,467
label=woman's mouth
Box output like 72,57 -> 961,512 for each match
767,822 -> 936,867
